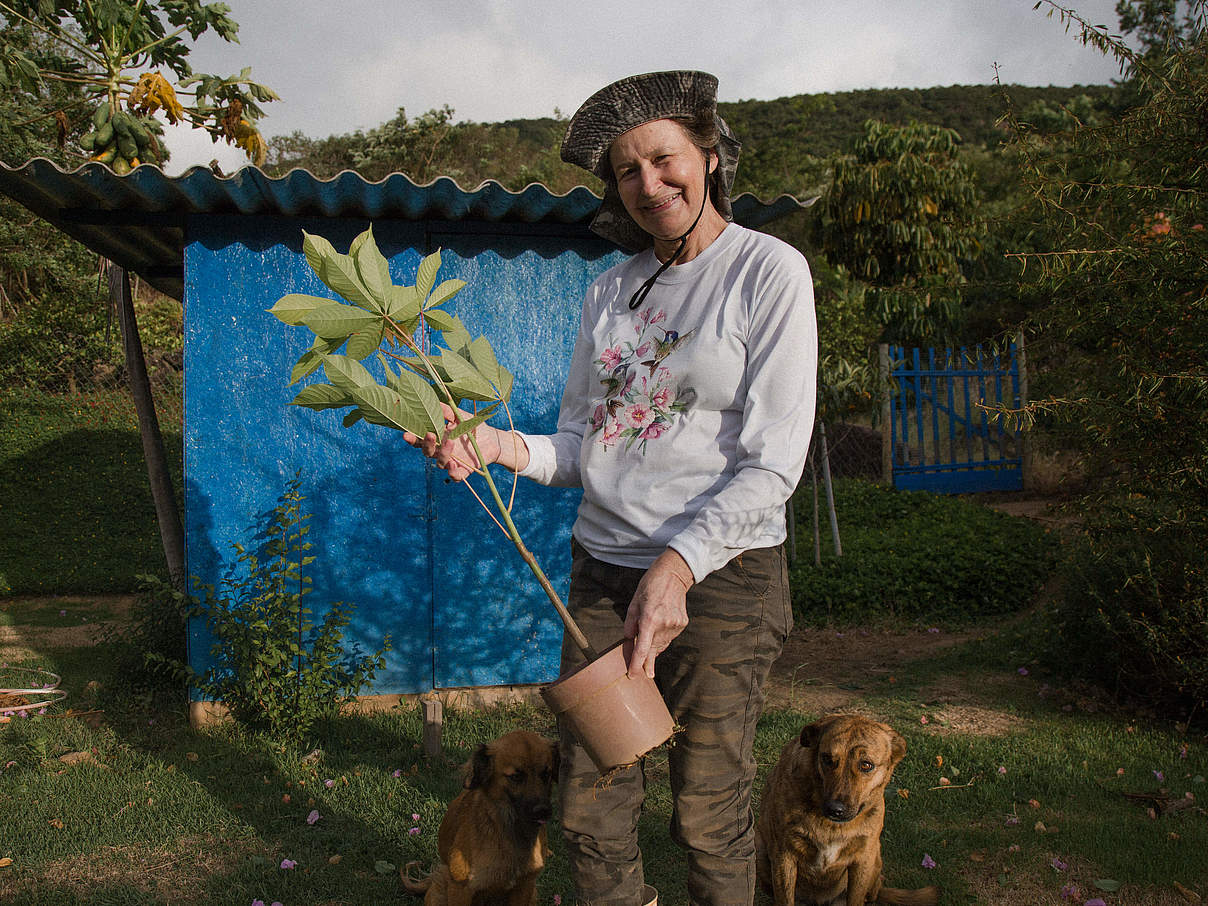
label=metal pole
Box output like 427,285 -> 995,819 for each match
810,447 -> 821,567
110,262 -> 185,588
1017,330 -> 1031,491
818,422 -> 842,557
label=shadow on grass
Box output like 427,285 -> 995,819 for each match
0,427 -> 183,595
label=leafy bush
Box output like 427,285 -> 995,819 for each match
173,476 -> 390,744
102,573 -> 191,694
790,479 -> 1056,625
1039,502 -> 1208,721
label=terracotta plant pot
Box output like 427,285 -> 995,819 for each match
541,640 -> 675,773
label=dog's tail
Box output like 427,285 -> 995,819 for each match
400,861 -> 432,896
876,885 -> 940,906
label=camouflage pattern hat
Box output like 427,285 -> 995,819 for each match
561,70 -> 742,252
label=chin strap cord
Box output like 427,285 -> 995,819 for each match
628,156 -> 713,311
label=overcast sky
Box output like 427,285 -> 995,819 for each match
160,0 -> 1132,175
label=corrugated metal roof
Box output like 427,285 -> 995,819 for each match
0,158 -> 814,300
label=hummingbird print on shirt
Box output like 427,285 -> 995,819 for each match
641,327 -> 697,375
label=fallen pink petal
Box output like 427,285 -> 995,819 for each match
921,854 -> 937,869
1050,856 -> 1068,871
1086,900 -> 1106,906
1018,666 -> 1029,676
412,813 -> 420,821
998,766 -> 1008,775
307,809 -> 320,825
280,858 -> 296,870
409,827 -> 420,835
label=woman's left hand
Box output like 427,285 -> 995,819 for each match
624,549 -> 693,678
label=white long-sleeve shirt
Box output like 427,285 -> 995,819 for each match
518,223 -> 817,583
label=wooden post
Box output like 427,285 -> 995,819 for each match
110,262 -> 185,588
879,344 -> 892,486
421,695 -> 444,757
818,423 -> 842,557
1017,330 -> 1031,491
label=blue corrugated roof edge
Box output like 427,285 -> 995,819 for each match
0,158 -> 816,299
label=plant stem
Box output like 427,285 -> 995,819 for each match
383,315 -> 598,662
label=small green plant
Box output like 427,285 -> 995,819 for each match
268,226 -> 597,660
101,572 -> 190,693
175,474 -> 389,744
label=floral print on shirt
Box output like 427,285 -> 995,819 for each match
588,307 -> 696,454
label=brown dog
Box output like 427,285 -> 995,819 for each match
755,714 -> 939,906
402,729 -> 558,906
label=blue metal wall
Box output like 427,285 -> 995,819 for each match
183,213 -> 624,694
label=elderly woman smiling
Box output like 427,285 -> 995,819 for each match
411,70 -> 817,906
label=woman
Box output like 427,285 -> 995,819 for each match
411,70 -> 817,906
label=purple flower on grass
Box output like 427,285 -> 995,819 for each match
1017,667 -> 1029,676
1154,770 -> 1165,781
325,779 -> 334,788
921,854 -> 937,869
307,810 -> 320,825
1050,856 -> 1068,871
1086,900 -> 1107,906
408,827 -> 420,835
280,858 -> 296,869
392,769 -> 402,778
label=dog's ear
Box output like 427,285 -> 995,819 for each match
467,742 -> 492,789
888,727 -> 907,767
799,720 -> 824,750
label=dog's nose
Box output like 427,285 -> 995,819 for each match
823,800 -> 851,822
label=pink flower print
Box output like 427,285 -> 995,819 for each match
634,341 -> 652,358
599,345 -> 624,371
601,421 -> 623,446
640,421 -> 668,441
591,404 -> 606,431
649,310 -> 666,327
625,404 -> 654,430
650,386 -> 673,409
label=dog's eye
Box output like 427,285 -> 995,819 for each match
859,760 -> 875,773
507,770 -> 526,784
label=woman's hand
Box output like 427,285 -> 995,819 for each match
624,548 -> 694,678
403,403 -> 529,480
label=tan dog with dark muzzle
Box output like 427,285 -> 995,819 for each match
756,714 -> 939,906
403,729 -> 558,906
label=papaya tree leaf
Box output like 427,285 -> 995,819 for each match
268,293 -> 333,326
302,230 -> 337,278
426,278 -> 466,309
290,383 -> 351,410
445,403 -> 499,441
436,349 -> 497,402
351,226 -> 391,302
321,353 -> 376,392
387,284 -> 422,323
289,336 -> 342,385
343,409 -> 365,428
386,367 -> 445,437
346,324 -> 384,361
416,249 -> 441,299
303,303 -> 381,339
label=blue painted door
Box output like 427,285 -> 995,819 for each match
183,214 -> 623,694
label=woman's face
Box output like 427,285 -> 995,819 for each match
608,119 -> 718,248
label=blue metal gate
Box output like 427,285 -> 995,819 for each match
885,341 -> 1026,494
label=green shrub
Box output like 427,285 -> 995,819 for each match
1039,501 -> 1208,721
170,475 -> 390,745
790,478 -> 1055,625
102,573 -> 191,694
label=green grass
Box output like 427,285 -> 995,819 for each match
1,600 -> 1205,905
0,388 -> 182,595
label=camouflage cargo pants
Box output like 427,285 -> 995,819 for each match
558,540 -> 792,906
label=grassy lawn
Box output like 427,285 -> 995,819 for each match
1,596 -> 1204,906
0,389 -> 183,595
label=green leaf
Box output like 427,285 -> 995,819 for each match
426,278 -> 466,309
302,231 -> 337,278
290,383 -> 351,410
346,325 -> 384,361
468,336 -> 514,400
416,249 -> 442,299
421,307 -> 460,333
436,349 -> 497,402
384,367 -> 444,436
303,303 -> 381,339
351,226 -> 391,301
446,403 -> 499,441
342,409 -> 365,428
1094,880 -> 1121,892
321,354 -> 376,392
374,860 -> 397,875
289,336 -> 342,385
386,284 -> 422,323
268,294 -> 333,326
